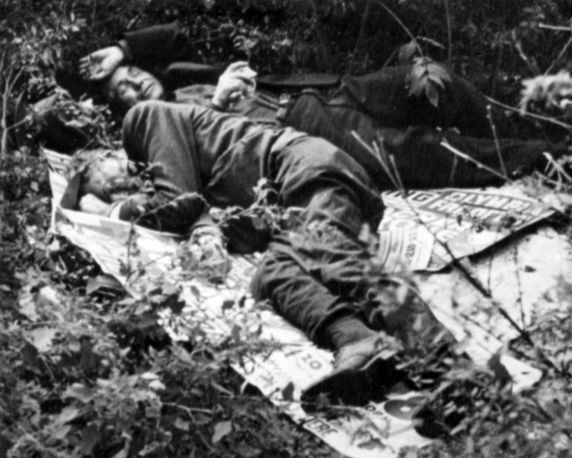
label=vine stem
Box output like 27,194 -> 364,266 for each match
309,0 -> 334,72
544,35 -> 572,75
443,0 -> 452,64
486,96 -> 572,130
440,139 -> 511,183
350,0 -> 372,71
486,104 -> 508,178
371,0 -> 423,56
538,23 -> 572,32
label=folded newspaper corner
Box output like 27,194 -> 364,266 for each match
46,148 -> 559,457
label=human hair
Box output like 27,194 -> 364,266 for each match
67,148 -> 116,202
97,72 -> 130,115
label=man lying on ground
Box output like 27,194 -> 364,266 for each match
70,99 -> 455,406
77,22 -> 569,190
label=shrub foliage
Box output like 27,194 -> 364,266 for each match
2,1 -> 572,457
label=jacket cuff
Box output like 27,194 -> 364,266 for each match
206,100 -> 227,112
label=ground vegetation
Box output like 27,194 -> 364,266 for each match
2,1 -> 572,456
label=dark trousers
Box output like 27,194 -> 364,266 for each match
285,64 -> 567,190
122,101 -> 384,349
341,64 -> 506,137
252,136 -> 385,349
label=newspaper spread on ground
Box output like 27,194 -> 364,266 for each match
378,189 -> 553,272
44,148 -> 559,457
418,224 -> 572,390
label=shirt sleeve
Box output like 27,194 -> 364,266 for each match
122,21 -> 198,68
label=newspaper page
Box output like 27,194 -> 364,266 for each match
378,189 -> 553,272
45,149 -> 433,457
417,223 -> 572,392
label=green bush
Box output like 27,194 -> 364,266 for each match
2,1 -> 572,457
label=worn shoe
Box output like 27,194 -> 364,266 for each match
301,334 -> 404,410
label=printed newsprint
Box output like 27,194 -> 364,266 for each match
45,149 -> 550,457
378,188 -> 552,272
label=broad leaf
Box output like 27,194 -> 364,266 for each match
212,420 -> 232,443
26,327 -> 58,353
62,383 -> 95,403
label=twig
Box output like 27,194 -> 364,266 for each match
544,35 -> 572,75
124,222 -> 138,281
381,47 -> 399,68
512,245 -> 526,328
538,23 -> 572,32
389,154 -> 407,198
163,402 -> 214,416
510,30 -> 540,75
309,0 -> 334,72
443,0 -> 452,65
350,0 -> 372,70
371,0 -> 423,56
90,0 -> 96,29
486,105 -> 508,178
543,152 -> 572,183
403,192 -> 564,373
351,131 -> 400,189
469,385 -> 502,437
440,139 -> 511,183
490,35 -> 504,99
486,250 -> 494,294
406,189 -> 538,351
0,64 -> 12,158
373,139 -> 398,188
485,96 -> 572,130
1,85 -> 8,158
7,65 -> 24,95
195,429 -> 217,454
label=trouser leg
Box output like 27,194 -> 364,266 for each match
251,243 -> 376,348
251,137 -> 385,348
380,127 -> 568,188
251,136 -> 455,350
285,94 -> 566,190
340,63 -> 513,137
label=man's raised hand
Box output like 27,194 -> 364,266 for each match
211,61 -> 257,109
79,46 -> 125,80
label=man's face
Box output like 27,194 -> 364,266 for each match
85,149 -> 131,200
106,65 -> 165,108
